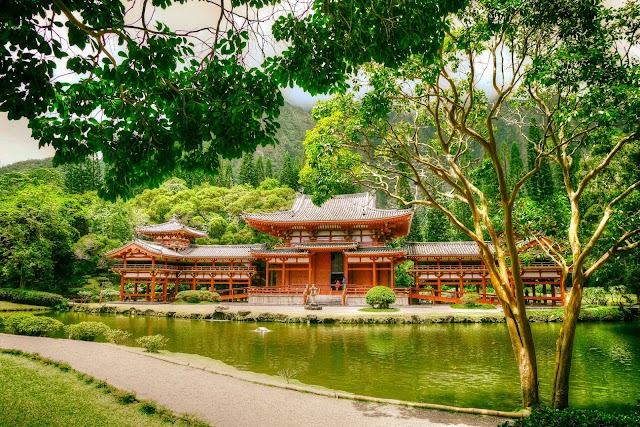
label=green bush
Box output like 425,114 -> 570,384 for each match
198,290 -> 220,302
502,406 -> 640,427
460,292 -> 481,306
105,329 -> 132,344
5,314 -> 63,336
583,287 -> 608,306
64,322 -> 111,341
99,289 -> 120,302
136,335 -> 168,353
175,290 -> 202,303
0,288 -> 68,309
365,286 -> 396,309
175,290 -> 219,303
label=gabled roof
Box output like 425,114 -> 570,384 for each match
242,192 -> 412,224
105,238 -> 183,258
181,244 -> 266,259
404,241 -> 494,257
136,216 -> 207,238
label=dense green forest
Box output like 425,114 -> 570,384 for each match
0,103 -> 314,295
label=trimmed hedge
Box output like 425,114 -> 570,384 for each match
136,335 -> 168,353
64,322 -> 111,341
0,288 -> 68,309
502,406 -> 640,427
175,290 -> 220,303
365,286 -> 396,309
4,313 -> 63,336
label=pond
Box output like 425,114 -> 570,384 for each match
41,312 -> 640,412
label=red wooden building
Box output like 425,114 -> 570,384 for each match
106,217 -> 264,302
243,192 -> 412,305
106,193 -> 565,306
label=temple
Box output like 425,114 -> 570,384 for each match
106,193 -> 565,306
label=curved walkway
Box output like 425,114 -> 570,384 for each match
0,334 -> 507,427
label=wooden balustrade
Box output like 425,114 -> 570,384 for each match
113,264 -> 255,272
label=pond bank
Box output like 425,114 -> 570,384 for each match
69,302 -> 636,324
0,334 -> 511,427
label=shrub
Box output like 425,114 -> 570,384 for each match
105,329 -> 132,344
583,287 -> 607,306
99,289 -> 120,302
5,313 -> 63,336
198,290 -> 220,302
460,292 -> 481,306
502,406 -> 640,427
0,288 -> 68,309
175,290 -> 202,303
64,322 -> 111,341
365,286 -> 396,309
175,290 -> 219,303
136,335 -> 168,353
77,290 -> 94,303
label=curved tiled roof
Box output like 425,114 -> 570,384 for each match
250,247 -> 310,256
345,247 -> 406,255
243,192 -> 412,223
182,244 -> 266,258
295,242 -> 358,250
105,238 -> 183,258
136,216 -> 207,237
404,241 -> 494,257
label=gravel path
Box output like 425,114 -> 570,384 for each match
0,334 -> 508,427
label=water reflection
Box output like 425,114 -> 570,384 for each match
41,312 -> 640,412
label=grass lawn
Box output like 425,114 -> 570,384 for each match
0,351 -> 208,427
0,301 -> 48,312
358,307 -> 400,312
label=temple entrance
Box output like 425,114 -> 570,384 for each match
330,252 -> 344,284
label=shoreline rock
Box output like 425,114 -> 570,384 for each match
68,304 -> 636,324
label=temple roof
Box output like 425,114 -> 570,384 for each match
346,247 -> 406,255
404,241 -> 494,257
243,192 -> 413,224
181,244 -> 266,258
106,239 -> 265,260
136,216 -> 207,238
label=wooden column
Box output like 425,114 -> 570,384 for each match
266,260 -> 270,287
282,258 -> 287,287
210,274 -> 215,292
162,277 -> 168,302
390,260 -> 395,288
344,254 -> 349,286
481,274 -> 487,300
120,275 -> 125,301
308,255 -> 312,286
372,258 -> 377,287
150,273 -> 156,302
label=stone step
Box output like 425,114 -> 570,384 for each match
311,295 -> 343,306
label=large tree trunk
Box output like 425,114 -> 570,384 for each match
503,303 -> 539,408
552,273 -> 583,409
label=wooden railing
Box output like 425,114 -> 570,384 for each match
248,285 -> 308,294
113,264 -> 255,273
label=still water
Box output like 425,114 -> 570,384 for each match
46,312 -> 639,412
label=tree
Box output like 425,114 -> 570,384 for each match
265,158 -> 274,179
295,0 -> 639,410
0,185 -> 81,290
255,156 -> 265,185
1,0 -> 285,199
239,154 -> 256,187
508,143 -> 525,193
62,155 -> 104,194
526,119 -> 554,202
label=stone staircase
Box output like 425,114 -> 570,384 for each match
311,295 -> 343,306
